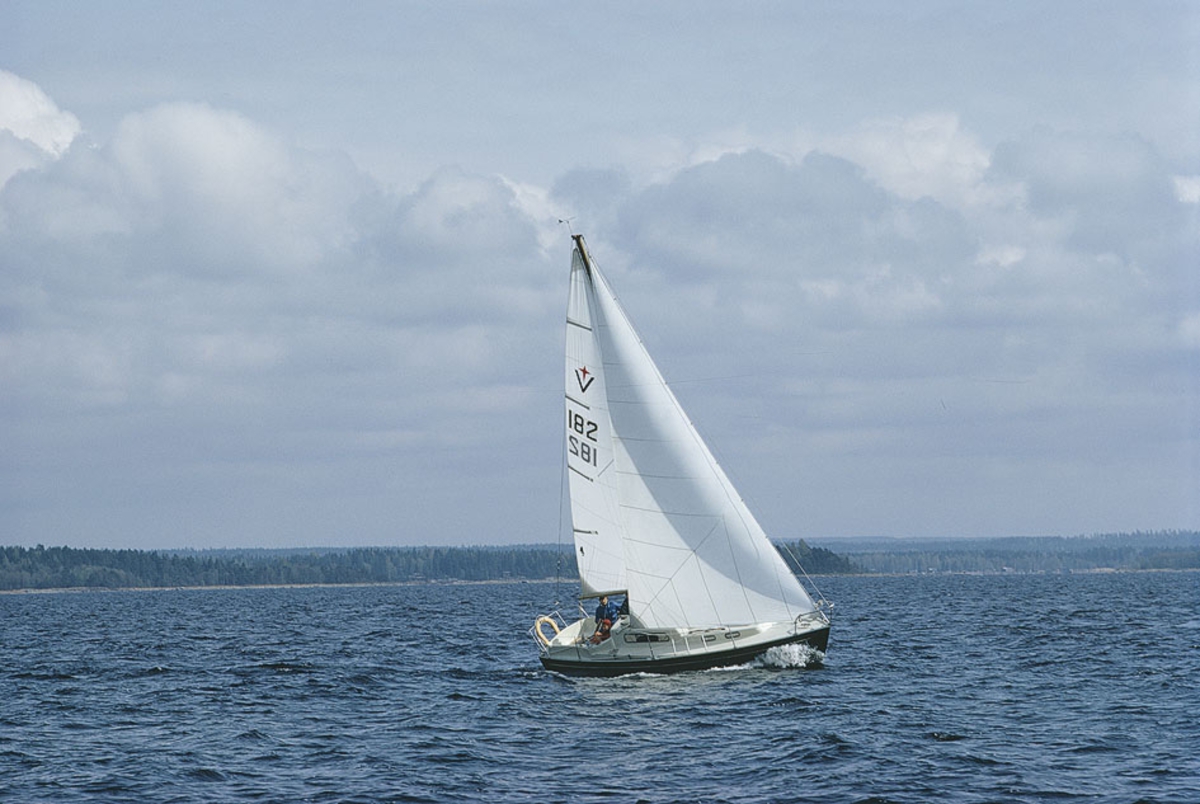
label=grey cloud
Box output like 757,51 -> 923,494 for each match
2,9 -> 1196,550
611,149 -> 975,347
549,167 -> 632,236
544,135 -> 1198,540
0,129 -> 56,190
620,151 -> 890,280
989,129 -> 1183,260
0,102 -> 562,548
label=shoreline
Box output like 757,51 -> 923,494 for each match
3,566 -> 1196,596
0,578 -> 573,596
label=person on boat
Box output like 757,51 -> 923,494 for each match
589,595 -> 621,644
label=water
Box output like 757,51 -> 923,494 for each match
2,572 -> 1197,803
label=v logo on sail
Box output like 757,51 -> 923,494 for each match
575,366 -> 594,393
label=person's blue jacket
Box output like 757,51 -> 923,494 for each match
595,598 -> 620,624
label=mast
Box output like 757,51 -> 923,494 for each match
572,234 -> 591,273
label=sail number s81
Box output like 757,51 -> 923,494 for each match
567,410 -> 599,467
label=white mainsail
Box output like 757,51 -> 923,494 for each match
564,246 -> 626,597
564,236 -> 817,629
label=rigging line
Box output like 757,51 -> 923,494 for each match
770,538 -> 811,617
703,423 -> 804,613
701,377 -> 811,613
670,388 -> 810,619
555,437 -> 569,609
662,362 -> 762,557
778,539 -> 826,611
597,376 -> 756,393
666,372 -> 768,386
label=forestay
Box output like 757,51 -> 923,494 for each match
563,236 -> 817,629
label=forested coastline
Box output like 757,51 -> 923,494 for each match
832,531 -> 1200,574
0,545 -> 571,592
0,540 -> 856,591
2,532 -> 1195,592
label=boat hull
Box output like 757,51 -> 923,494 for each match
539,620 -> 830,677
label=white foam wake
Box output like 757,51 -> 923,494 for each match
754,643 -> 825,669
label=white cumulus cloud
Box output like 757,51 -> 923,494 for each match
0,71 -> 81,156
1174,175 -> 1200,204
824,113 -> 996,209
0,71 -> 82,189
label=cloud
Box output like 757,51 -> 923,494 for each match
0,70 -> 83,189
614,148 -> 972,340
0,70 -> 81,157
382,166 -> 539,261
0,63 -> 1194,547
0,87 -> 566,547
110,102 -> 371,271
549,167 -> 633,239
988,128 -> 1182,259
1,102 -> 371,272
2,101 -> 555,412
824,113 -> 997,209
0,130 -> 54,194
1174,175 -> 1200,204
555,120 -> 1197,540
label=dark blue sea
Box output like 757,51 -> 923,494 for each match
2,572 -> 1197,803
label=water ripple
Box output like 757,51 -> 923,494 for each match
0,575 -> 1197,803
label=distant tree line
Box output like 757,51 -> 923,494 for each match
0,545 -> 570,591
4,533 -> 1194,591
777,540 -> 861,575
0,539 -> 856,591
829,531 -> 1200,574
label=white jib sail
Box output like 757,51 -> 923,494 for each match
566,237 -> 817,629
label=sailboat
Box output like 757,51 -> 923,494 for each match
532,234 -> 831,676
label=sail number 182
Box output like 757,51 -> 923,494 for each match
567,410 -> 599,467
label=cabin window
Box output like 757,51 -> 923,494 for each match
624,633 -> 669,644
724,631 -> 741,639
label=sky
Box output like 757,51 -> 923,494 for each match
1,2 -> 1197,550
